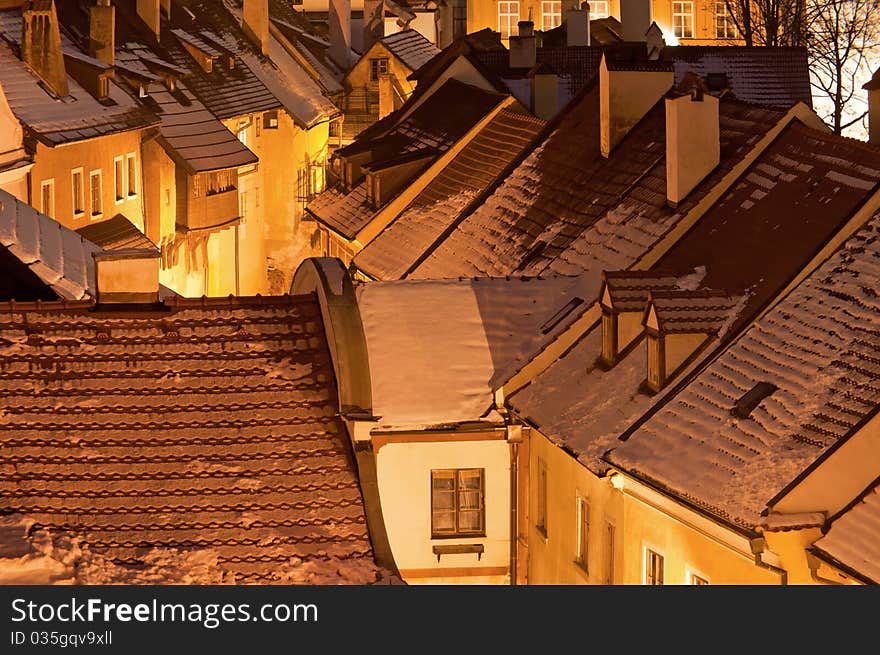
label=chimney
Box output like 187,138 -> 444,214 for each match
21,0 -> 69,98
665,75 -> 720,206
566,2 -> 589,47
89,0 -> 115,66
619,0 -> 652,42
865,68 -> 880,145
136,0 -> 161,40
530,62 -> 558,120
599,54 -> 673,157
93,249 -> 161,305
509,19 -> 536,69
329,0 -> 352,71
242,0 -> 269,56
363,0 -> 384,53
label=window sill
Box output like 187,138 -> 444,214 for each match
432,543 -> 484,562
114,198 -> 125,205
535,525 -> 548,542
127,193 -> 137,200
430,532 -> 486,541
73,211 -> 85,220
90,213 -> 103,221
573,560 -> 590,580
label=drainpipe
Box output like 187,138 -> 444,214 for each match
750,537 -> 788,585
509,438 -> 518,586
806,552 -> 846,585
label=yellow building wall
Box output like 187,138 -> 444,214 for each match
528,428 -> 623,584
374,436 -> 511,585
345,42 -> 415,97
467,0 -> 739,45
30,130 -> 148,233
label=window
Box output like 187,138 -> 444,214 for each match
606,522 -> 616,584
369,58 -> 389,82
126,153 -> 137,197
715,1 -> 737,39
89,170 -> 103,217
536,457 -> 548,535
71,169 -> 84,217
498,1 -> 520,40
576,496 -> 589,571
193,174 -> 202,198
645,548 -> 664,585
672,2 -> 694,38
263,110 -> 279,129
255,116 -> 262,137
237,123 -> 248,146
590,0 -> 609,18
541,1 -> 561,30
431,469 -> 485,537
452,4 -> 467,39
205,170 -> 235,196
239,189 -> 248,219
689,570 -> 710,585
40,179 -> 54,217
113,156 -> 125,203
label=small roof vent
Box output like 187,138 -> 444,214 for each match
731,381 -> 778,419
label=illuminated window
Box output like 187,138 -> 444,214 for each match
114,155 -> 124,202
126,153 -> 137,197
576,495 -> 589,571
672,1 -> 694,38
590,1 -> 609,18
541,1 -> 561,30
431,469 -> 485,537
369,57 -> 389,81
263,110 -> 279,129
498,1 -> 520,40
715,1 -> 737,38
89,170 -> 103,217
606,522 -> 616,584
40,179 -> 54,217
689,570 -> 710,585
237,123 -> 248,146
645,548 -> 664,585
536,457 -> 548,535
71,169 -> 84,217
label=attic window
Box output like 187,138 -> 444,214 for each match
706,73 -> 728,91
540,297 -> 584,334
731,382 -> 778,419
263,110 -> 279,129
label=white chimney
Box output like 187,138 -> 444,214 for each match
94,249 -> 161,305
509,19 -> 536,69
619,0 -> 652,42
865,69 -> 880,145
530,62 -> 558,120
665,77 -> 720,206
599,54 -> 673,157
242,0 -> 269,56
329,0 -> 353,71
566,2 -> 589,47
136,0 -> 161,40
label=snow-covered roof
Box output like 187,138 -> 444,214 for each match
380,29 -> 440,72
411,87 -> 784,279
356,275 -> 587,428
0,190 -> 99,300
813,478 -> 880,584
0,295 -> 383,584
353,109 -> 547,280
0,10 -> 158,146
608,213 -> 880,529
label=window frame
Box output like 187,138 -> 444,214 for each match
369,57 -> 389,82
687,567 -> 710,585
71,168 -> 85,218
672,1 -> 695,39
606,521 -> 616,584
643,545 -> 665,585
536,457 -> 548,537
590,0 -> 609,18
430,468 -> 486,539
575,494 -> 590,572
498,1 -> 520,40
40,178 -> 55,217
113,155 -> 125,204
714,1 -> 737,39
126,152 -> 137,199
89,169 -> 103,219
541,1 -> 561,31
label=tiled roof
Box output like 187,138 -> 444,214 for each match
0,295 -> 382,584
75,214 -> 158,252
0,11 -> 159,146
608,213 -> 880,529
380,29 -> 440,72
411,90 -> 783,280
0,190 -> 99,301
353,109 -> 547,279
307,79 -> 508,239
663,46 -> 812,109
813,477 -> 880,583
648,290 -> 741,334
602,271 -> 682,312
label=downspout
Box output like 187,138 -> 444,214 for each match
806,552 -> 846,585
750,537 -> 788,585
509,438 -> 518,586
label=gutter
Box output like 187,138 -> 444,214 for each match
750,537 -> 788,585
